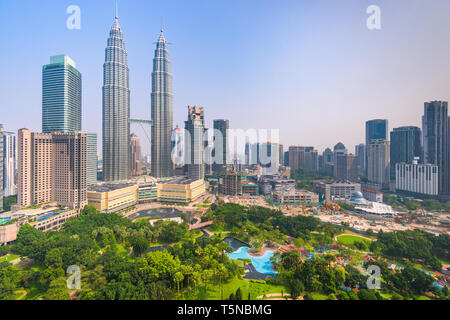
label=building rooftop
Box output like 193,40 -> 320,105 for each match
315,180 -> 360,186
361,187 -> 383,194
355,202 -> 396,215
273,189 -> 317,196
162,176 -> 201,185
0,204 -> 71,221
88,183 -> 136,193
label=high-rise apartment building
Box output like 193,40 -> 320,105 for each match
185,106 -> 205,180
151,29 -> 173,178
86,133 -> 97,185
396,158 -> 438,196
288,146 -> 306,170
322,148 -> 334,176
246,142 -> 261,167
334,154 -> 358,181
42,55 -> 81,134
289,146 -> 318,172
17,129 -> 87,208
102,15 -> 130,182
204,128 -> 213,176
0,127 -> 3,211
422,101 -> 448,195
390,126 -> 421,180
367,139 -> 390,188
1,126 -> 16,197
130,134 -> 143,176
366,119 -> 388,174
260,142 -> 282,175
304,148 -> 319,171
355,144 -> 365,173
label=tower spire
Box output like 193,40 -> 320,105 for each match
115,0 -> 118,20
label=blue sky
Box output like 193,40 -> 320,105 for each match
1,0 -> 450,155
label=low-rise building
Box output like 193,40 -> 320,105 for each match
218,173 -> 258,196
313,180 -> 361,201
138,183 -> 158,203
87,184 -> 138,213
353,202 -> 396,221
272,189 -> 319,205
0,206 -> 80,245
361,187 -> 383,203
242,183 -> 259,196
348,191 -> 395,221
157,177 -> 206,203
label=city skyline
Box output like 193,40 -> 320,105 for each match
2,1 -> 450,155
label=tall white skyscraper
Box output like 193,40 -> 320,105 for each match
2,129 -> 16,197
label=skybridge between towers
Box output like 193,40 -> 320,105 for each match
129,119 -> 152,145
130,119 -> 152,125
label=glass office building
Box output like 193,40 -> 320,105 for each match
42,55 -> 81,134
151,29 -> 173,178
102,16 -> 130,182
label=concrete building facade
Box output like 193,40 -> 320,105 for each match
130,133 -> 143,176
185,106 -> 205,180
422,101 -> 448,195
367,139 -> 390,188
396,160 -> 439,196
17,129 -> 87,209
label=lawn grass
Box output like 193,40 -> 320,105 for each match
195,204 -> 211,208
113,243 -> 129,256
191,278 -> 286,300
5,291 -> 24,300
380,292 -> 393,300
337,235 -> 372,247
0,254 -> 20,263
25,282 -> 44,300
310,293 -> 329,300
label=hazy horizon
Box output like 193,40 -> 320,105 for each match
1,0 -> 450,156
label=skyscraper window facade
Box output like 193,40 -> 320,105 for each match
365,119 -> 388,175
367,139 -> 390,188
151,30 -> 173,178
213,119 -> 229,172
102,16 -> 130,182
390,126 -> 421,180
1,128 -> 17,197
185,106 -> 205,181
42,55 -> 81,134
422,101 -> 448,195
86,133 -> 98,185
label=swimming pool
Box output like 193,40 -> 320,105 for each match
0,217 -> 11,225
227,246 -> 277,275
36,211 -> 62,222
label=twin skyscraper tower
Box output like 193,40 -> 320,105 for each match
102,14 -> 173,182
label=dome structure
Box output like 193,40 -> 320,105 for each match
349,192 -> 369,205
334,142 -> 346,151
